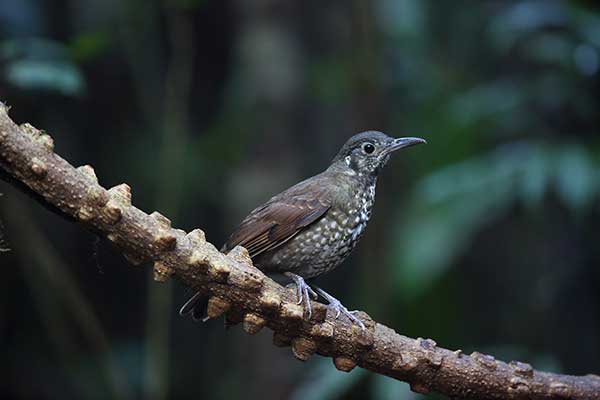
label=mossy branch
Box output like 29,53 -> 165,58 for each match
1,103 -> 599,400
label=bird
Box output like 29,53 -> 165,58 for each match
180,131 -> 426,328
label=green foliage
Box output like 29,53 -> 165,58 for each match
1,38 -> 85,96
391,141 -> 600,300
371,375 -> 421,400
291,360 -> 427,400
70,31 -> 112,63
290,359 -> 366,400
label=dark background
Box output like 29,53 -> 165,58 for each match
1,0 -> 599,399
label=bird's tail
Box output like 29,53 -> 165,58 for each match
179,291 -> 210,322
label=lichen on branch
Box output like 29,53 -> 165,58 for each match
1,103 -> 599,400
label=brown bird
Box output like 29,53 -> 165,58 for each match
181,131 -> 426,328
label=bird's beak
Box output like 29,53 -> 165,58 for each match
383,137 -> 427,156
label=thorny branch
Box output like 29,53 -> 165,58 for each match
1,103 -> 599,400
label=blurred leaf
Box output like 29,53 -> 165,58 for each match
375,0 -> 425,37
1,37 -> 68,59
574,6 -> 600,48
489,1 -> 567,52
554,144 -> 598,212
1,38 -> 85,96
290,358 -> 366,400
524,33 -> 572,66
573,44 -> 600,76
70,31 -> 112,63
391,141 -> 600,300
518,144 -> 550,209
0,0 -> 43,36
532,73 -> 574,111
449,81 -> 524,128
309,59 -> 353,104
393,180 -> 512,299
371,374 -> 420,400
5,59 -> 85,95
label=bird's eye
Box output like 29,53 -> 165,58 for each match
362,143 -> 375,154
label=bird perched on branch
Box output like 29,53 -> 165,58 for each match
181,131 -> 426,328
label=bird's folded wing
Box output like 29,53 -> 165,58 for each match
222,192 -> 331,258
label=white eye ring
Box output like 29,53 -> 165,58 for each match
362,143 -> 375,154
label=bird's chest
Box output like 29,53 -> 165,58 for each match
342,182 -> 376,243
257,180 -> 377,278
290,182 -> 375,277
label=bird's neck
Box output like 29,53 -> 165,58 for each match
327,160 -> 377,186
327,160 -> 378,194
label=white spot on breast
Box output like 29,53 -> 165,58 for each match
351,222 -> 366,241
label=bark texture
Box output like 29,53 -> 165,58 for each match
1,103 -> 599,400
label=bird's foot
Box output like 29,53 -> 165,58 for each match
284,272 -> 317,319
314,287 -> 365,330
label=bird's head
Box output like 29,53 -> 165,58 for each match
332,131 -> 426,176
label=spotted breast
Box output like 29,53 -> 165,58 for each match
254,172 -> 377,279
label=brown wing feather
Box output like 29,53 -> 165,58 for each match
221,174 -> 333,258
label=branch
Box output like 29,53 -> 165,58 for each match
1,103 -> 598,400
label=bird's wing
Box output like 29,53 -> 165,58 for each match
222,177 -> 332,258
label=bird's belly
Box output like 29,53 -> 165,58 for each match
254,208 -> 369,279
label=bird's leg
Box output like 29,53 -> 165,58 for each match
314,287 -> 365,330
284,272 -> 317,318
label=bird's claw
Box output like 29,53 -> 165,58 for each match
326,297 -> 365,330
285,273 -> 316,319
295,283 -> 317,305
313,287 -> 366,330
